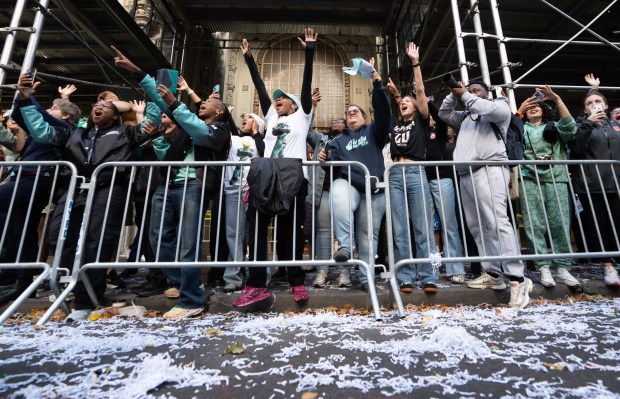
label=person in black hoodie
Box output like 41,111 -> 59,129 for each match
17,73 -> 161,320
318,59 -> 393,291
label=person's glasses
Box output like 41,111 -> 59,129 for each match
611,109 -> 620,116
331,119 -> 345,124
346,108 -> 360,116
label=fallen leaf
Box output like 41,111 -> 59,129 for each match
33,325 -> 48,331
325,306 -> 338,312
225,342 -> 245,355
88,313 -> 101,321
544,362 -> 566,371
301,392 -> 319,399
495,309 -> 502,317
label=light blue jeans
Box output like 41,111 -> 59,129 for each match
389,165 -> 438,284
429,178 -> 465,275
315,190 -> 334,271
150,181 -> 205,309
223,192 -> 247,287
330,178 -> 385,284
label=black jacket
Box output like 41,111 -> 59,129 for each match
248,157 -> 305,215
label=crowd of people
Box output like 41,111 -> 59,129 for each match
1,31 -> 619,320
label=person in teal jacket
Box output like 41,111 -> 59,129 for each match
516,85 -> 579,289
113,46 -> 232,320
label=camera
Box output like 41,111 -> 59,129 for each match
441,73 -> 461,89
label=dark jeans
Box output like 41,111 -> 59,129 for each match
48,185 -> 127,309
128,198 -> 165,284
246,181 -> 307,288
0,176 -> 53,283
578,192 -> 620,263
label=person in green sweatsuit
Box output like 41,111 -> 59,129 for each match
516,85 -> 579,289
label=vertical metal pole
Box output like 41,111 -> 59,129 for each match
20,0 -> 50,74
469,0 -> 491,87
179,29 -> 189,76
395,31 -> 401,83
488,0 -> 516,111
449,0 -> 469,83
0,0 -> 28,99
169,29 -> 177,65
383,35 -> 390,77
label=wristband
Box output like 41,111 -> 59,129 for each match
412,63 -> 421,68
187,89 -> 194,96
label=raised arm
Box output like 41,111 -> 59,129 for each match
407,42 -> 428,119
438,93 -> 464,129
369,68 -> 392,144
242,39 -> 271,115
297,28 -> 317,114
15,74 -> 70,146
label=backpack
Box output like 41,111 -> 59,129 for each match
490,114 -> 525,165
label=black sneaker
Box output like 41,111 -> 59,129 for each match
399,281 -> 414,294
334,249 -> 351,262
132,281 -> 166,297
119,268 -> 139,279
360,282 -> 369,292
0,282 -> 35,306
422,282 -> 438,293
106,271 -> 126,289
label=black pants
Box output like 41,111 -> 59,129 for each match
0,176 -> 53,283
578,192 -> 620,263
48,185 -> 127,309
246,181 -> 307,288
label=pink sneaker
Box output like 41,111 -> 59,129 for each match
292,285 -> 309,306
232,286 -> 273,311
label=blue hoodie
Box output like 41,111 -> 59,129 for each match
326,80 -> 393,192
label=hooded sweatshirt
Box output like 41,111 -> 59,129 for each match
326,80 -> 393,192
438,92 -> 511,175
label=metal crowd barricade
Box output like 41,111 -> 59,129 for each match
0,161 -> 78,324
43,159 -> 382,324
385,159 -> 620,318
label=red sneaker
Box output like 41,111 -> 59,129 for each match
292,285 -> 309,306
232,286 -> 273,311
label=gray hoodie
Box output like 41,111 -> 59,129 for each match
438,92 -> 511,175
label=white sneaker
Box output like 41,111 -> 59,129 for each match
466,272 -> 506,290
338,269 -> 352,287
539,265 -> 556,287
555,268 -> 581,288
509,277 -> 533,308
312,270 -> 329,288
603,265 -> 620,287
67,309 -> 91,321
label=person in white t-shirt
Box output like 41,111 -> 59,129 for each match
221,113 -> 265,293
232,29 -> 317,311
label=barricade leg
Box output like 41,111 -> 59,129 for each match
0,264 -> 50,323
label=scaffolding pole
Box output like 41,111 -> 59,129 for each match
21,0 -> 50,75
449,0 -> 470,83
469,0 -> 491,87
488,0 -> 516,111
0,0 -> 27,100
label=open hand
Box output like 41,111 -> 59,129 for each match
58,84 -> 77,99
584,73 -> 600,89
129,99 -> 146,115
297,28 -> 318,48
406,42 -> 420,63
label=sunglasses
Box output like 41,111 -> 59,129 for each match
346,108 -> 361,116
